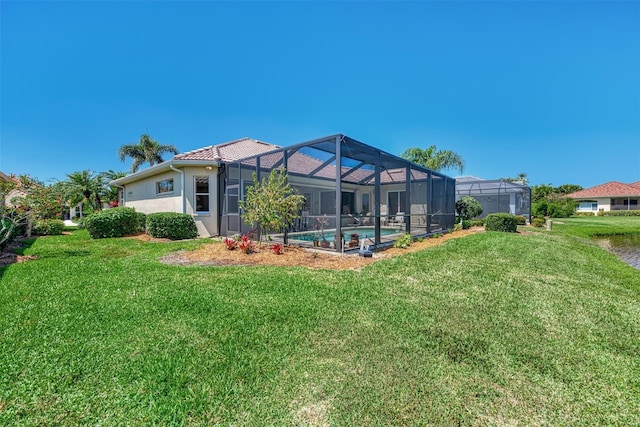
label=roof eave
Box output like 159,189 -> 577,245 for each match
110,159 -> 221,186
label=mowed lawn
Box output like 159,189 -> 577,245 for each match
1,218 -> 639,426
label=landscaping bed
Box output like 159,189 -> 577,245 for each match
160,228 -> 484,269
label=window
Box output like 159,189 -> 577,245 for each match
387,191 -> 406,214
341,192 -> 355,215
320,191 -> 335,215
362,193 -> 370,214
194,176 -> 209,213
156,179 -> 174,194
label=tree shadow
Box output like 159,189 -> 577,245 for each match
0,237 -> 37,282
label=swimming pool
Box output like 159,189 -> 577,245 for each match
286,227 -> 401,242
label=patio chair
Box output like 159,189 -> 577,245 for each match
388,212 -> 404,227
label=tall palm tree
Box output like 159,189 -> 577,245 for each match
63,170 -> 106,215
118,134 -> 179,173
400,145 -> 465,174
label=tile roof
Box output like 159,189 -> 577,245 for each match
568,181 -> 640,198
174,137 -> 280,162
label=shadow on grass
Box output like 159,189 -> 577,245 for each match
0,237 -> 37,282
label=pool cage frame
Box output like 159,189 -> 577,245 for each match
220,134 -> 456,252
455,178 -> 531,221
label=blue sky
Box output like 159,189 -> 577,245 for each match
1,1 -> 639,188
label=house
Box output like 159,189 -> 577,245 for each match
455,176 -> 531,220
568,181 -> 640,213
110,134 -> 456,250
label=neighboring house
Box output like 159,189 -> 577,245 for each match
111,134 -> 456,250
455,176 -> 531,220
568,181 -> 640,213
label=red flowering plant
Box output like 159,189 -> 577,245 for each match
238,234 -> 254,254
222,236 -> 238,250
271,243 -> 284,255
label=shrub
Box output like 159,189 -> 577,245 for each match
515,215 -> 527,225
32,219 -> 65,236
271,243 -> 284,255
135,212 -> 147,233
461,219 -> 472,230
222,236 -> 238,250
573,211 -> 595,217
470,219 -> 485,227
485,213 -> 518,233
454,223 -> 462,231
146,212 -> 197,240
456,196 -> 483,220
532,217 -> 545,228
598,210 -> 640,217
238,234 -> 254,254
85,207 -> 138,239
393,233 -> 413,249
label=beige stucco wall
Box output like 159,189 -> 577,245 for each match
122,167 -> 219,237
182,167 -> 218,237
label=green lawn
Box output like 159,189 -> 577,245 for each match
1,218 -> 639,425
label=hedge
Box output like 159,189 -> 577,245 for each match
135,212 -> 147,233
32,219 -> 65,236
146,212 -> 197,240
485,213 -> 518,233
85,207 -> 138,239
598,210 -> 640,217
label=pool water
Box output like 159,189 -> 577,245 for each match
288,227 -> 400,242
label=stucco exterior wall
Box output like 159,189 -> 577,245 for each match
121,167 -> 220,237
123,171 -> 183,214
182,166 -> 218,237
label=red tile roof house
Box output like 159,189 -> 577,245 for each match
109,134 -> 456,249
568,181 -> 640,213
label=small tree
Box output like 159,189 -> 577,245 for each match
239,169 -> 305,244
456,196 -> 483,221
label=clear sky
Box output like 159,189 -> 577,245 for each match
1,1 -> 639,188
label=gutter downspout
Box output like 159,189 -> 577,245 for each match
169,165 -> 186,214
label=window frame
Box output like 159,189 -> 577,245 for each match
194,176 -> 210,214
156,178 -> 174,195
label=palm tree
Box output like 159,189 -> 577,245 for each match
102,170 -> 127,206
118,134 -> 179,173
400,145 -> 465,174
63,170 -> 106,215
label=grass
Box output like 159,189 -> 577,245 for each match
1,217 -> 639,425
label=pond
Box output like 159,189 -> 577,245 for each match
595,234 -> 640,269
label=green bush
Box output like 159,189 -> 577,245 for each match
532,217 -> 545,228
533,198 -> 576,218
85,207 -> 138,239
32,219 -> 65,236
574,211 -> 595,217
135,212 -> 147,233
485,213 -> 518,233
461,219 -> 472,230
393,233 -> 413,249
456,196 -> 483,220
470,219 -> 485,227
147,212 -> 197,240
598,210 -> 640,217
515,215 -> 527,225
